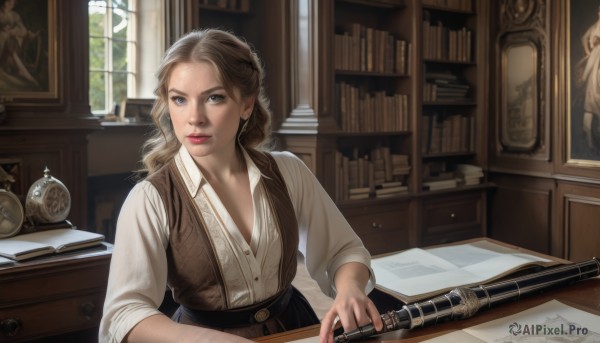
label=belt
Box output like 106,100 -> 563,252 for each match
180,286 -> 294,328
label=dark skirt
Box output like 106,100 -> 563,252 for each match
172,287 -> 320,339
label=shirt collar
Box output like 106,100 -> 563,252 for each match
174,145 -> 263,198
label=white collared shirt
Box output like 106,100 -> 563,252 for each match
99,147 -> 374,343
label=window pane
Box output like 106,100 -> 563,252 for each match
113,40 -> 128,72
112,0 -> 129,11
113,72 -> 128,108
112,7 -> 129,41
88,6 -> 106,37
90,71 -> 106,113
89,37 -> 106,71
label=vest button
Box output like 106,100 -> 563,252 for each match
254,277 -> 259,281
254,308 -> 270,323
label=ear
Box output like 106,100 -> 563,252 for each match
242,96 -> 255,119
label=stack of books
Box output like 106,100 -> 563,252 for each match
348,187 -> 371,200
375,181 -> 408,198
335,147 -> 411,201
422,165 -> 458,191
423,178 -> 458,191
456,164 -> 483,186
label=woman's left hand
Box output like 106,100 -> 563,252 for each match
318,263 -> 383,343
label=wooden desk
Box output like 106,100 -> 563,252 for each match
257,253 -> 600,342
0,244 -> 112,342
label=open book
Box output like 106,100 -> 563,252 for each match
423,300 -> 600,342
371,239 -> 566,303
0,228 -> 105,261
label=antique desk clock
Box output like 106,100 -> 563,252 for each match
25,167 -> 71,225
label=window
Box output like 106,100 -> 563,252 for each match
89,0 -> 137,115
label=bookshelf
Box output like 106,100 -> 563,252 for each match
278,0 -> 490,250
415,0 -> 491,246
326,0 -> 414,203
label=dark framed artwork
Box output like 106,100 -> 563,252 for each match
568,0 -> 600,165
120,98 -> 155,123
0,0 -> 57,102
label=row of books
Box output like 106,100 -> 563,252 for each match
334,23 -> 411,74
423,81 -> 470,102
422,113 -> 475,154
198,0 -> 250,11
422,0 -> 473,12
335,148 -> 410,201
422,20 -> 472,62
424,71 -> 471,102
337,82 -> 409,133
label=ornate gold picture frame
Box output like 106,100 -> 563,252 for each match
0,0 -> 58,103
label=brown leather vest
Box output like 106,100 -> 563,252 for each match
146,149 -> 298,311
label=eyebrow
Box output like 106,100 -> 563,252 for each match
168,86 -> 225,96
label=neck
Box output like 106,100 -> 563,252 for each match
196,146 -> 246,183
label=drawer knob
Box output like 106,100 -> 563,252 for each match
450,213 -> 456,220
371,222 -> 382,229
80,302 -> 97,319
1,318 -> 22,338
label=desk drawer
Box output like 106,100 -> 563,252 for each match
421,193 -> 483,245
0,261 -> 109,304
345,205 -> 409,255
0,292 -> 104,342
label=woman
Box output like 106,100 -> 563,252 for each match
99,29 -> 382,343
0,0 -> 40,89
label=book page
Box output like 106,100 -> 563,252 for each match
15,229 -> 105,252
430,300 -> 600,342
0,238 -> 54,259
371,242 -> 555,302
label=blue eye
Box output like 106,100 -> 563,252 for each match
170,96 -> 186,106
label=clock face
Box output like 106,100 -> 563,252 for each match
0,190 -> 24,238
41,183 -> 71,221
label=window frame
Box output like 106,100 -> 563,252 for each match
89,0 -> 138,116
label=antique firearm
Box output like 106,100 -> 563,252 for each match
334,258 -> 600,343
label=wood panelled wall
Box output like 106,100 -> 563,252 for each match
488,0 -> 600,260
0,0 -> 99,229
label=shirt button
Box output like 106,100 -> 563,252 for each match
245,250 -> 250,255
254,277 -> 259,281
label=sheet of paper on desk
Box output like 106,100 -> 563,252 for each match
423,300 -> 600,342
371,242 -> 555,302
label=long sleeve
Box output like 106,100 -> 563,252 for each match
272,151 -> 375,297
99,181 -> 170,343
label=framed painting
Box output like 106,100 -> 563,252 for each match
120,98 -> 155,123
568,0 -> 600,165
0,0 -> 58,103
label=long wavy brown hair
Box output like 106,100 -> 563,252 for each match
140,29 -> 272,175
